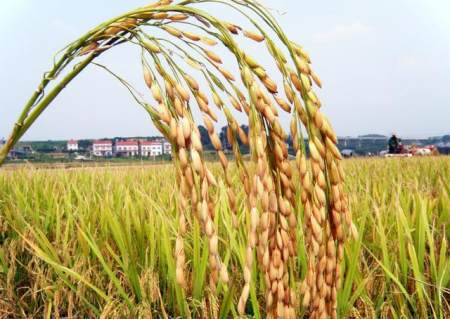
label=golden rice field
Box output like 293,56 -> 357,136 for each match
0,156 -> 449,318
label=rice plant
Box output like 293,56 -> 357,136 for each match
0,0 -> 358,318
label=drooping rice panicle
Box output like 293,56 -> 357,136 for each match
0,1 -> 354,317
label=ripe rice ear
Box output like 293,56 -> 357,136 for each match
205,50 -> 222,64
169,13 -> 188,21
162,25 -> 182,38
244,30 -> 265,42
143,65 -> 153,89
201,36 -> 218,46
79,42 -> 99,56
152,12 -> 169,19
224,22 -> 240,34
182,31 -> 201,41
143,40 -> 161,53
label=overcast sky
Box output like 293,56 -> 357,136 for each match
1,0 -> 449,141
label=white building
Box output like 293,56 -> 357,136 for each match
140,139 -> 172,157
163,141 -> 172,155
140,141 -> 163,156
67,139 -> 78,151
92,140 -> 113,157
115,140 -> 139,157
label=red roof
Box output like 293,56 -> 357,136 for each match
140,140 -> 161,145
116,140 -> 138,146
93,140 -> 112,145
68,139 -> 77,144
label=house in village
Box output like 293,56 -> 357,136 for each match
88,138 -> 171,158
116,139 -> 172,157
114,140 -> 139,157
67,139 -> 78,151
140,140 -> 162,157
92,140 -> 113,157
139,139 -> 172,157
162,140 -> 172,155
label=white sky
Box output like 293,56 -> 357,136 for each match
0,0 -> 449,140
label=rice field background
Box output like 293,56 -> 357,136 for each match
0,156 -> 448,318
